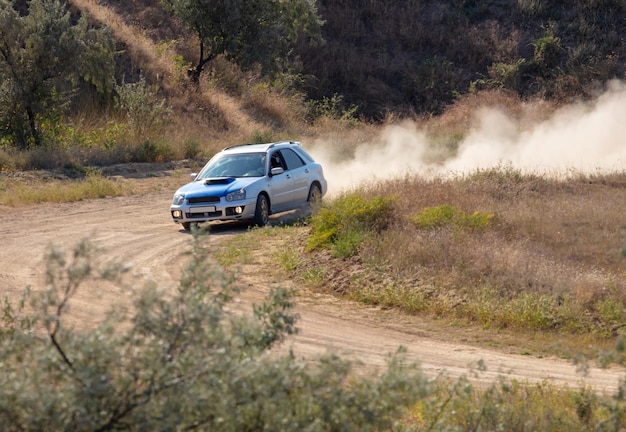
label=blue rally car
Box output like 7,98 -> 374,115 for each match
170,141 -> 327,230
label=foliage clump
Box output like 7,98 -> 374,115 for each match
408,204 -> 494,232
161,0 -> 323,79
0,234 -> 428,430
0,0 -> 115,148
306,193 -> 394,258
114,76 -> 172,146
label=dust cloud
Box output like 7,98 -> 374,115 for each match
311,80 -> 626,196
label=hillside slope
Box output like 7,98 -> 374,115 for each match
69,0 -> 626,123
299,0 -> 626,118
68,0 -> 297,145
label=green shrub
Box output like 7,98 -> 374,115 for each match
302,267 -> 325,286
408,204 -> 494,233
508,293 -> 557,330
463,210 -> 495,232
409,204 -> 457,230
596,298 -> 626,328
415,377 -> 610,431
306,94 -> 359,124
248,130 -> 275,144
307,193 -> 393,257
0,146 -> 16,171
0,235 -> 429,430
183,138 -> 202,160
275,247 -> 300,273
487,58 -> 526,90
532,32 -> 562,67
332,229 -> 365,258
131,140 -> 175,163
114,76 -> 171,142
460,289 -> 591,333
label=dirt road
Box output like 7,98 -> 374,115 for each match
1,184 -> 623,394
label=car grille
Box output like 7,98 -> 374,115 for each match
188,196 -> 220,204
186,211 -> 222,219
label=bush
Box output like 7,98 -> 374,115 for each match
183,138 -> 202,160
114,76 -> 171,143
0,234 -> 428,430
307,193 -> 394,257
408,204 -> 494,233
130,139 -> 175,163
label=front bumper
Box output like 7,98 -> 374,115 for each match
171,198 -> 257,225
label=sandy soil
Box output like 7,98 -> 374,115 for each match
1,173 -> 624,395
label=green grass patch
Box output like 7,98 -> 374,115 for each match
302,267 -> 325,287
214,231 -> 256,266
352,282 -> 431,314
275,247 -> 301,274
410,377 -> 610,431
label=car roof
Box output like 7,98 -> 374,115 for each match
221,140 -> 301,154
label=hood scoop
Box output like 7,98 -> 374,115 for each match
204,177 -> 235,185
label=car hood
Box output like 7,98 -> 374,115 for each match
175,177 -> 260,198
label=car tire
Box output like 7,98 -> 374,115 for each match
307,184 -> 322,216
253,194 -> 270,227
181,222 -> 197,231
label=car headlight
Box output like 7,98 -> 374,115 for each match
172,193 -> 185,205
226,189 -> 246,202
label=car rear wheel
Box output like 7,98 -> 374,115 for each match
253,194 -> 270,227
307,184 -> 322,216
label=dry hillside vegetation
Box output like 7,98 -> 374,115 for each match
295,170 -> 626,355
300,0 -> 626,118
66,0 -> 314,158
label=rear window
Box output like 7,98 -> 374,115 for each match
292,146 -> 315,163
281,148 -> 305,170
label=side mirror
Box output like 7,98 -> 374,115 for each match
270,167 -> 284,176
190,173 -> 197,180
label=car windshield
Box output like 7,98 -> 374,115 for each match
197,153 -> 266,179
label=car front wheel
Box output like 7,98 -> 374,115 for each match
253,194 -> 270,227
181,222 -> 197,231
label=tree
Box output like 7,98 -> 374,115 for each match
0,233 -> 428,430
0,0 -> 115,149
161,0 -> 323,81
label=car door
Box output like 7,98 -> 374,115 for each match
279,148 -> 309,204
267,150 -> 293,211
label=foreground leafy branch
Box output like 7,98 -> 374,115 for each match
0,233 -> 427,431
7,230 -> 626,430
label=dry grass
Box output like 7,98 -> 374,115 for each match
297,168 -> 626,345
393,171 -> 624,292
0,172 -> 132,206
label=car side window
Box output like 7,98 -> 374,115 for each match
270,152 -> 284,170
280,148 -> 305,171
